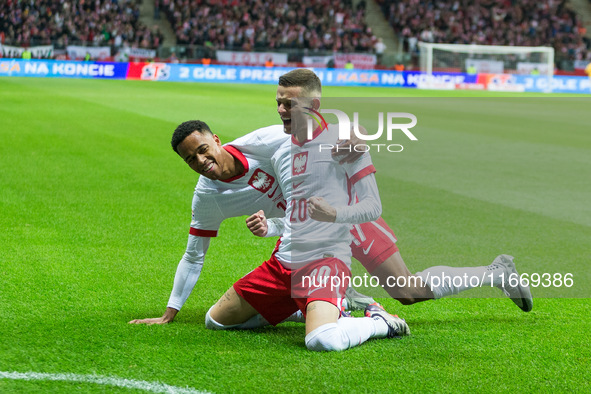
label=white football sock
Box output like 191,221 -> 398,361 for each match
416,265 -> 503,299
304,317 -> 388,352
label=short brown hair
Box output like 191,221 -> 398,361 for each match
278,69 -> 321,97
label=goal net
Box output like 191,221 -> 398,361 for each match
418,42 -> 554,80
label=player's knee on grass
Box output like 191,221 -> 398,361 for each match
206,306 -> 271,330
205,306 -> 231,330
305,323 -> 348,352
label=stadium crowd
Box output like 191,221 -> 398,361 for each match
2,0 -> 590,66
0,0 -> 164,49
377,0 -> 591,63
159,0 -> 378,53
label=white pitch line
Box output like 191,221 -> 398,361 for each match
0,371 -> 209,394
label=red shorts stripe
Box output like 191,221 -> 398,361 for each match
189,227 -> 218,237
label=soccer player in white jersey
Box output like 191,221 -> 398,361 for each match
129,120 -> 291,324
245,69 -> 533,313
205,70 -> 411,352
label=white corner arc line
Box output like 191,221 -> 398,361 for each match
0,371 -> 210,394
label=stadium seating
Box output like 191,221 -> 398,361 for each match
376,0 -> 590,64
158,0 -> 377,52
0,0 -> 163,49
1,0 -> 589,67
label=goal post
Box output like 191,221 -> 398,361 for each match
418,42 -> 554,82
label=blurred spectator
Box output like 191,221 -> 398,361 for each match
22,47 -> 32,59
374,37 -> 386,64
154,0 -> 161,20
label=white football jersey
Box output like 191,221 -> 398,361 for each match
190,125 -> 288,235
273,123 -> 377,267
167,125 -> 288,311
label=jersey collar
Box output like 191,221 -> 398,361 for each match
221,145 -> 249,182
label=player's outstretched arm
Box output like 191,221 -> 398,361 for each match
128,307 -> 178,325
336,173 -> 381,223
129,235 -> 209,325
309,174 -> 382,224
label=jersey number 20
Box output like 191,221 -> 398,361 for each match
289,198 -> 307,222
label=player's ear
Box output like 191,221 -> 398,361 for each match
212,134 -> 221,145
311,98 -> 320,111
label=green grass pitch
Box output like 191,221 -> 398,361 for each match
1,77 -> 590,393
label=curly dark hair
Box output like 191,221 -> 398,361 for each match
171,120 -> 213,153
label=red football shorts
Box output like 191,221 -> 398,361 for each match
350,217 -> 399,274
233,255 -> 350,326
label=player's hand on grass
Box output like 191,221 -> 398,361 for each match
307,196 -> 337,222
331,125 -> 368,164
128,317 -> 169,325
128,307 -> 178,325
246,210 -> 268,237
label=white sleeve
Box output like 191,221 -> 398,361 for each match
334,173 -> 382,224
167,235 -> 210,311
266,217 -> 285,237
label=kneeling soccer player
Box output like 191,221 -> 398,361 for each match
205,80 -> 410,351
